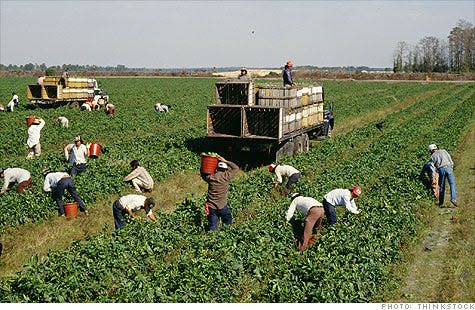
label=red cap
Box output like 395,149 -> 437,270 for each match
352,186 -> 362,197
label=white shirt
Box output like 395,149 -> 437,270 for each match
43,172 -> 69,192
285,196 -> 323,222
7,100 -> 15,111
27,119 -> 45,147
324,188 -> 360,214
64,143 -> 88,165
57,117 -> 69,127
1,168 -> 31,193
274,164 -> 300,184
12,94 -> 19,102
119,194 -> 153,216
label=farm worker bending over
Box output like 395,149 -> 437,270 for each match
112,194 -> 157,229
106,103 -> 115,115
64,136 -> 89,176
268,163 -> 301,195
12,92 -> 19,107
322,186 -> 362,225
42,169 -> 87,217
123,160 -> 154,193
286,193 -> 324,252
57,116 -> 69,128
282,60 -> 296,88
154,103 -> 169,115
7,99 -> 15,112
201,155 -> 239,232
0,168 -> 32,194
419,160 -> 439,200
26,117 -> 45,159
428,144 -> 457,207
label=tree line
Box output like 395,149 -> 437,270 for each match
393,19 -> 475,73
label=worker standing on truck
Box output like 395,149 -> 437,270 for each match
322,186 -> 362,225
42,169 -> 87,217
112,194 -> 157,229
0,167 -> 33,194
64,136 -> 89,176
428,144 -> 457,207
283,60 -> 296,87
237,67 -> 251,80
26,117 -> 45,159
419,159 -> 439,200
123,160 -> 154,193
285,193 -> 324,252
268,163 -> 301,195
201,155 -> 239,232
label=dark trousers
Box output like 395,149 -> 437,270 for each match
53,177 -> 86,215
207,205 -> 232,231
113,200 -> 126,229
286,172 -> 301,190
71,163 -> 87,176
323,199 -> 337,225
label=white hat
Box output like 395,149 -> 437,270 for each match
428,144 -> 437,151
217,162 -> 228,169
290,193 -> 301,200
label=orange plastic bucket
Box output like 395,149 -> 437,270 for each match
26,116 -> 36,127
64,202 -> 78,218
89,143 -> 102,158
200,154 -> 218,174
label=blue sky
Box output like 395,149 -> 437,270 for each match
1,0 -> 473,68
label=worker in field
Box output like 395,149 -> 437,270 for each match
81,102 -> 92,111
26,116 -> 45,159
428,144 -> 457,207
322,186 -> 362,225
0,167 -> 33,194
11,92 -> 19,108
283,60 -> 296,88
154,103 -> 169,115
237,67 -> 251,80
123,160 -> 154,193
64,136 -> 89,176
112,194 -> 157,229
106,103 -> 115,115
42,169 -> 87,217
419,159 -> 439,200
37,75 -> 45,86
56,116 -> 69,128
268,163 -> 301,195
285,193 -> 324,252
201,155 -> 239,232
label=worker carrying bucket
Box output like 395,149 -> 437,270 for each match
200,154 -> 239,232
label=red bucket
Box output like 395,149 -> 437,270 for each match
200,154 -> 218,174
64,202 -> 78,218
89,143 -> 102,158
26,116 -> 36,127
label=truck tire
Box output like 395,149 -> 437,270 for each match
275,139 -> 294,161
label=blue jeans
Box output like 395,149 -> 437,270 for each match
438,166 -> 457,205
286,172 -> 301,190
53,177 -> 86,215
71,163 -> 87,176
323,199 -> 337,225
207,205 -> 232,231
113,200 -> 126,229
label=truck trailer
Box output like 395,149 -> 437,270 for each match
27,76 -> 109,107
205,80 -> 332,164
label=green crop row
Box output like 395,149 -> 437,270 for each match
0,79 -> 472,302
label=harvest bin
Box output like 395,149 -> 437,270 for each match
200,154 -> 218,174
64,202 -> 78,218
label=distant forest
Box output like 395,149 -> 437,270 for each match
1,19 -> 473,76
392,19 -> 474,73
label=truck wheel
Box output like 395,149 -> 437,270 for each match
275,140 -> 294,161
